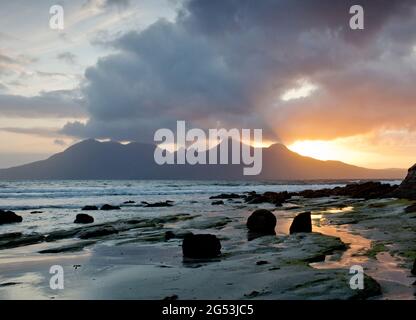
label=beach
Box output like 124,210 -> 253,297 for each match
0,180 -> 415,300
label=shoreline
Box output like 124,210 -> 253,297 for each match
0,181 -> 415,300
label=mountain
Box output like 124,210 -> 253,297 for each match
0,139 -> 406,180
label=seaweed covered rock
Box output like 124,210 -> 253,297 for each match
246,209 -> 276,234
290,212 -> 312,234
182,234 -> 221,258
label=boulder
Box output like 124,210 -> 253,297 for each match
246,209 -> 276,234
182,234 -> 221,258
211,200 -> 224,205
123,201 -> 136,204
289,211 -> 312,234
391,164 -> 416,200
0,210 -> 23,225
82,205 -> 98,211
74,214 -> 94,224
100,204 -> 120,210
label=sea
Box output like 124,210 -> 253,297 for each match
0,179 -> 401,236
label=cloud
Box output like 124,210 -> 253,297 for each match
54,139 -> 67,146
0,52 -> 32,75
57,52 -> 78,65
84,0 -> 130,10
0,127 -> 60,138
0,89 -> 86,118
62,0 -> 416,144
0,83 -> 7,93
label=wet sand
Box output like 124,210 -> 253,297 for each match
0,195 -> 415,300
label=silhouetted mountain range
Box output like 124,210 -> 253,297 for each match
0,139 -> 406,180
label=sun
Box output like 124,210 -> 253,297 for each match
288,139 -> 372,165
288,140 -> 348,161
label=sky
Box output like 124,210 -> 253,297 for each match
0,0 -> 416,169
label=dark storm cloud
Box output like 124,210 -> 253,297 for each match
65,0 -> 416,143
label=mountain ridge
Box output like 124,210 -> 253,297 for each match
0,139 -> 406,180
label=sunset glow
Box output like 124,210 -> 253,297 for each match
289,140 -> 348,161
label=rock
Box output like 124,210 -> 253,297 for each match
289,212 -> 312,234
256,260 -> 269,265
141,201 -> 173,207
82,205 -> 98,211
246,209 -> 276,234
211,200 -> 224,205
39,240 -> 96,254
100,204 -> 120,210
244,290 -> 260,298
0,210 -> 23,225
182,234 -> 221,258
412,259 -> 416,276
336,182 -> 397,199
0,233 -> 44,250
392,164 -> 416,200
45,229 -> 80,242
163,294 -> 178,301
245,191 -> 291,205
297,182 -> 397,199
186,216 -> 232,230
297,189 -> 333,198
74,213 -> 94,224
0,282 -> 21,287
164,231 -> 175,240
78,226 -> 118,239
123,201 -> 135,204
165,230 -> 193,240
0,232 -> 22,241
209,193 -> 244,200
30,211 -> 43,214
405,203 -> 416,213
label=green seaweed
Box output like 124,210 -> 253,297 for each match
365,242 -> 387,259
